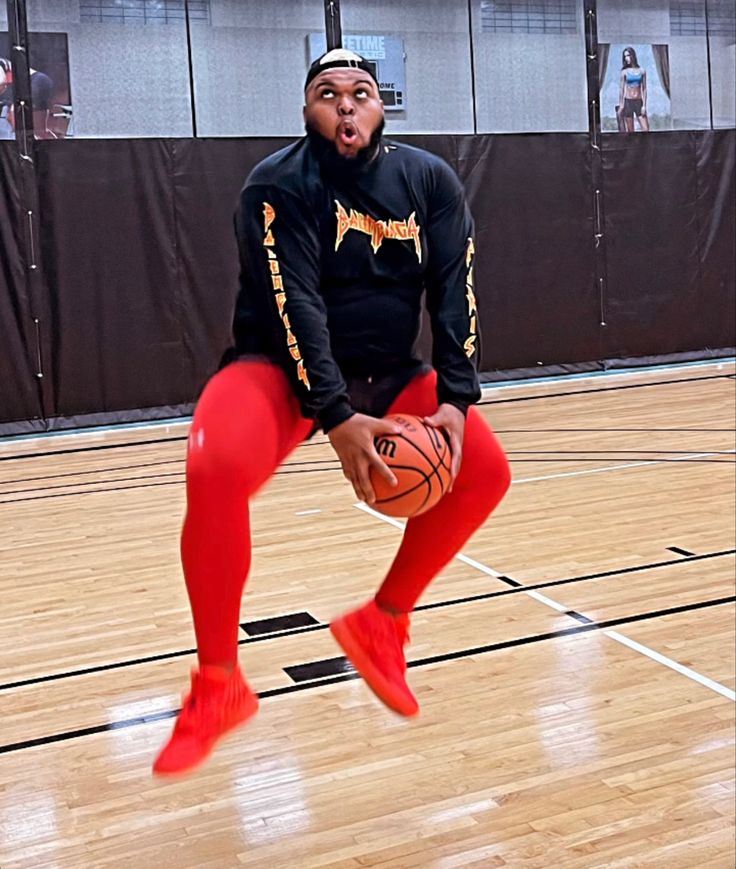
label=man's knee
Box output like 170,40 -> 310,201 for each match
186,423 -> 267,494
461,413 -> 512,505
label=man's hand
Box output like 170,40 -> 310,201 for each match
423,403 -> 466,490
328,413 -> 401,504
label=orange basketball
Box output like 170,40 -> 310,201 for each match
370,413 -> 452,518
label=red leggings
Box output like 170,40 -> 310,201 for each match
182,360 -> 511,666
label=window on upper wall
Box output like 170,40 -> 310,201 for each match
705,0 -> 736,37
480,0 -> 578,34
80,0 -> 210,25
597,0 -> 714,132
670,1 -> 707,35
472,0 -> 588,132
670,0 -> 736,37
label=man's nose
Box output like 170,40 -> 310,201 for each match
337,96 -> 355,115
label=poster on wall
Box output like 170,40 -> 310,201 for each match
0,32 -> 72,139
599,43 -> 672,133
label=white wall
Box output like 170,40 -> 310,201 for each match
340,0 -> 475,134
190,0 -> 323,136
192,0 -> 475,135
6,0 -> 733,137
26,1 -> 193,137
710,37 -> 736,127
597,0 -> 712,129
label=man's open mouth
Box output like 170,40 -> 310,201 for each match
338,122 -> 358,146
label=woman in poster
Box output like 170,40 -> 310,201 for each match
618,46 -> 649,132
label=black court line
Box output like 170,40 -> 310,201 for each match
0,594 -> 732,756
478,373 -> 732,406
0,456 -> 340,488
565,610 -> 594,624
507,450 -> 735,454
0,458 -> 340,493
0,465 -> 347,505
414,549 -> 735,612
0,436 -> 187,463
0,458 -> 182,486
494,575 -> 522,587
0,471 -> 185,497
0,623 -> 327,692
668,546 -> 696,557
3,452 -> 733,505
507,459 -> 733,464
2,548 -> 732,694
1,372 -> 731,463
241,612 -> 320,636
494,428 -> 736,432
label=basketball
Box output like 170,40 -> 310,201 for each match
370,413 -> 452,518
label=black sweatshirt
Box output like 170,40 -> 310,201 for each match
229,136 -> 481,432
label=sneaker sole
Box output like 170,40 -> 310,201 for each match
330,618 -> 419,717
152,694 -> 260,777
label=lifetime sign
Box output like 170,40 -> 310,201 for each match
307,33 -> 407,111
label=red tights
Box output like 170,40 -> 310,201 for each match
182,360 -> 511,666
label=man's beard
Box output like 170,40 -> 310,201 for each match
305,118 -> 385,175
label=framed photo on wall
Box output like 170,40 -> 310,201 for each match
599,43 -> 672,133
0,31 -> 72,139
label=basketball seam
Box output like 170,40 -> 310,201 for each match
422,422 -> 452,473
373,465 -> 432,505
395,430 -> 449,497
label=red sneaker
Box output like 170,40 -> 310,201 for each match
330,600 -> 419,716
152,664 -> 259,776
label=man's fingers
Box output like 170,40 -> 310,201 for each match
356,465 -> 376,504
374,419 -> 402,436
370,453 -> 398,487
448,434 -> 462,491
347,473 -> 367,504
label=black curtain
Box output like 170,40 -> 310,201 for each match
1,130 -> 734,433
601,131 -> 734,359
0,141 -> 44,428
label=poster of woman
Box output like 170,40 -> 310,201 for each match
599,43 -> 672,133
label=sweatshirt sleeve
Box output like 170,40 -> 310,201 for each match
236,182 -> 354,432
423,161 -> 482,414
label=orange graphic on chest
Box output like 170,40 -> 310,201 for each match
334,200 -> 422,263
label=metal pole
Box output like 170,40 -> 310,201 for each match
7,0 -> 34,149
183,0 -> 198,137
324,0 -> 342,51
583,0 -> 609,336
6,0 -> 52,419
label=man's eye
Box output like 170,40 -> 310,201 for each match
355,88 -> 368,98
320,89 -> 334,98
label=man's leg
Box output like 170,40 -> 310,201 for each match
376,370 -> 511,611
154,360 -> 312,775
331,370 -> 511,715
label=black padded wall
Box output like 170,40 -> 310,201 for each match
0,130 -> 733,434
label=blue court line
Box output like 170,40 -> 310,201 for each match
2,357 -> 733,446
0,416 -> 192,445
479,357 -> 735,391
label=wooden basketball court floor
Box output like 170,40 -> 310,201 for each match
0,360 -> 734,868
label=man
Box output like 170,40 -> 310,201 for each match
153,49 -> 511,776
0,59 -> 14,140
0,59 -> 55,138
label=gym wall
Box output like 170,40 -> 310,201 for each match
0,0 -> 733,434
